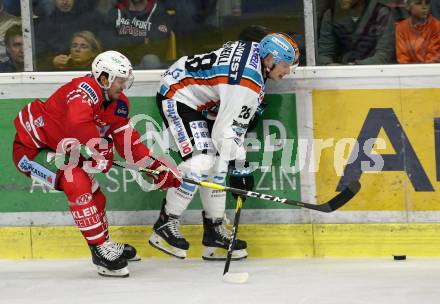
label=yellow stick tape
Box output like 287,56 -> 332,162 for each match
198,181 -> 225,191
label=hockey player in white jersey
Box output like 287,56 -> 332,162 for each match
149,33 -> 300,260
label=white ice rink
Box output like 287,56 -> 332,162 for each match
2,258 -> 440,304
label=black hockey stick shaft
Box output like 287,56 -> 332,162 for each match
113,161 -> 361,213
223,196 -> 243,275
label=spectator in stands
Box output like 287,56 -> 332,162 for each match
315,0 -> 334,38
317,0 -> 396,65
89,0 -> 119,44
97,0 -> 176,69
0,0 -> 20,64
34,0 -> 92,70
396,0 -> 440,63
4,0 -> 56,17
52,31 -> 102,71
0,24 -> 23,72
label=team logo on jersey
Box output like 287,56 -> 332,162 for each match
34,116 -> 44,128
79,82 -> 98,104
115,100 -> 128,117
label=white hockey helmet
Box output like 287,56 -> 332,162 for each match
92,50 -> 134,90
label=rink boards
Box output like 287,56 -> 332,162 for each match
2,65 -> 440,258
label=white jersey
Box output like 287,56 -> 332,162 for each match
159,41 -> 265,160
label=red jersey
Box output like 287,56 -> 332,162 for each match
14,74 -> 151,164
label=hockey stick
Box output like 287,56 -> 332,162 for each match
222,196 -> 249,284
113,161 -> 361,213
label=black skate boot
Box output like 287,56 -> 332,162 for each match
89,240 -> 129,277
202,211 -> 248,261
122,243 -> 141,261
149,200 -> 190,259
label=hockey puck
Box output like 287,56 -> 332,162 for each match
393,255 -> 406,261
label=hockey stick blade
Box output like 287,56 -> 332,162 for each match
222,272 -> 249,284
314,180 -> 361,213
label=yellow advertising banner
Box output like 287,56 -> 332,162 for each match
313,89 -> 440,211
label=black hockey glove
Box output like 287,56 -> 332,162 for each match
247,101 -> 267,131
228,161 -> 255,201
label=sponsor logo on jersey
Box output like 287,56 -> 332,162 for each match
79,82 -> 98,104
234,137 -> 243,147
229,42 -> 252,84
165,99 -> 193,156
230,42 -> 246,81
34,116 -> 44,128
249,45 -> 259,69
71,205 -> 98,219
25,121 -> 32,132
232,119 -> 249,137
18,155 -> 32,172
171,68 -> 183,79
232,119 -> 249,129
115,100 -> 129,117
189,120 -> 213,151
18,156 -> 57,188
75,193 -> 92,205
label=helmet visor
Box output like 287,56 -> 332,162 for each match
114,72 -> 134,90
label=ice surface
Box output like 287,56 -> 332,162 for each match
1,258 -> 440,304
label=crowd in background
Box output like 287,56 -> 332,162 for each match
0,0 -> 438,73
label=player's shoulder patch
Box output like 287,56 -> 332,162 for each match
115,99 -> 129,117
78,81 -> 99,105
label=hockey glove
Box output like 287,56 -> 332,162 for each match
248,101 -> 267,131
83,138 -> 114,173
148,159 -> 182,190
228,161 -> 254,201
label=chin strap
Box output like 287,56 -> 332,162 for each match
103,89 -> 110,101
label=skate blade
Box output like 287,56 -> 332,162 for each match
149,232 -> 187,259
127,255 -> 141,262
96,265 -> 129,278
222,272 -> 249,284
202,247 -> 248,261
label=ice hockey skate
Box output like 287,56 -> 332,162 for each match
122,243 -> 141,261
202,211 -> 248,261
89,240 -> 129,278
149,200 -> 189,259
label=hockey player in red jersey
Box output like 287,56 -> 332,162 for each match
12,50 -> 181,277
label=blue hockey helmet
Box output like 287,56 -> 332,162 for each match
259,33 -> 299,66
